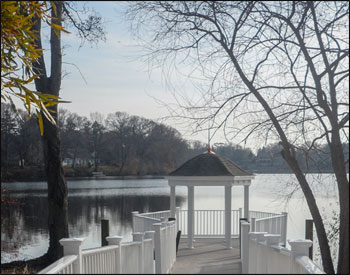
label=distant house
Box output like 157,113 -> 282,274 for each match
62,157 -> 91,167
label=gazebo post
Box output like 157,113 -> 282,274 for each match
244,184 -> 250,220
170,185 -> 176,218
188,185 -> 194,249
225,185 -> 232,249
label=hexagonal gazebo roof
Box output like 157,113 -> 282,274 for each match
167,150 -> 254,186
169,150 -> 253,177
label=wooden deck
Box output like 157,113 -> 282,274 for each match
171,238 -> 241,274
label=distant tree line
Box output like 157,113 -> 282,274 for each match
1,103 -> 348,181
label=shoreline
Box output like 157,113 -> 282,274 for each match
1,174 -> 166,183
1,172 -> 339,183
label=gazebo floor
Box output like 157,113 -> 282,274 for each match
171,237 -> 241,274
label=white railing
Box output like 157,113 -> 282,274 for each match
249,210 -> 281,219
154,221 -> 177,274
143,238 -> 155,274
132,212 -> 161,233
121,242 -> 141,274
39,221 -> 177,274
241,222 -> 324,274
178,209 -> 242,236
38,255 -> 77,274
82,245 -> 120,274
38,233 -> 156,274
134,209 -> 285,239
139,210 -> 172,220
251,212 -> 288,246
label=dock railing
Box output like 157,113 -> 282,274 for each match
154,221 -> 177,274
134,208 -> 286,240
241,222 -> 324,274
132,211 -> 161,233
250,211 -> 288,246
39,221 -> 176,274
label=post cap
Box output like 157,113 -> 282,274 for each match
249,232 -> 267,242
288,239 -> 313,256
59,237 -> 85,246
265,234 -> 281,246
106,236 -> 123,245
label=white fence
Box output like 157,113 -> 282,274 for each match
134,208 -> 286,239
132,211 -> 161,233
137,210 -> 172,220
251,212 -> 288,246
154,221 -> 177,274
241,222 -> 324,274
178,209 -> 242,236
39,221 -> 176,274
37,255 -> 78,274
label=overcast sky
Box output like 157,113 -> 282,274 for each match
32,1 -> 263,149
47,1 -> 218,145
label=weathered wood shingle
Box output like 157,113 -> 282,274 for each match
169,152 -> 252,177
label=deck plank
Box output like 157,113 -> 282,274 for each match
171,238 -> 241,274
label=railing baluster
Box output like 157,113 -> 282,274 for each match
196,210 -> 198,235
205,210 -> 207,235
212,210 -> 214,235
209,211 -> 211,235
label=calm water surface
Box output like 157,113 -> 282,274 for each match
1,174 -> 338,264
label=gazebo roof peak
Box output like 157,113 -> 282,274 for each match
204,145 -> 215,154
169,151 -> 253,177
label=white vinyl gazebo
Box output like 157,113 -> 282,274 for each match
167,148 -> 255,249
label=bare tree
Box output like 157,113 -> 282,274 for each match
126,2 -> 349,273
31,1 -> 105,263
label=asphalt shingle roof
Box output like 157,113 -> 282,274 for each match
169,152 -> 252,177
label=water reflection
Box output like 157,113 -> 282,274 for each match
1,174 -> 339,264
1,185 -> 186,263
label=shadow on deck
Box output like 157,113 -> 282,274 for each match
171,238 -> 241,274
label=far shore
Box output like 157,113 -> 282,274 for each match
1,171 -> 338,183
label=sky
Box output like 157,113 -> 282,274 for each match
12,1 -> 287,151
47,1 -> 216,145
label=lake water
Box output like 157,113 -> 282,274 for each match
1,174 -> 338,264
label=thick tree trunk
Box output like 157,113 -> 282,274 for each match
42,112 -> 68,263
281,148 -> 335,274
32,1 -> 68,263
330,133 -> 349,274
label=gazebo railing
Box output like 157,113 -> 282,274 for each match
178,209 -> 242,236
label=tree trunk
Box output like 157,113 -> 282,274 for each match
32,1 -> 68,263
281,148 -> 335,274
330,132 -> 349,274
42,112 -> 68,263
225,47 -> 335,274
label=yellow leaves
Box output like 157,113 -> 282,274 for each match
50,23 -> 71,34
1,1 -> 70,136
36,110 -> 44,136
